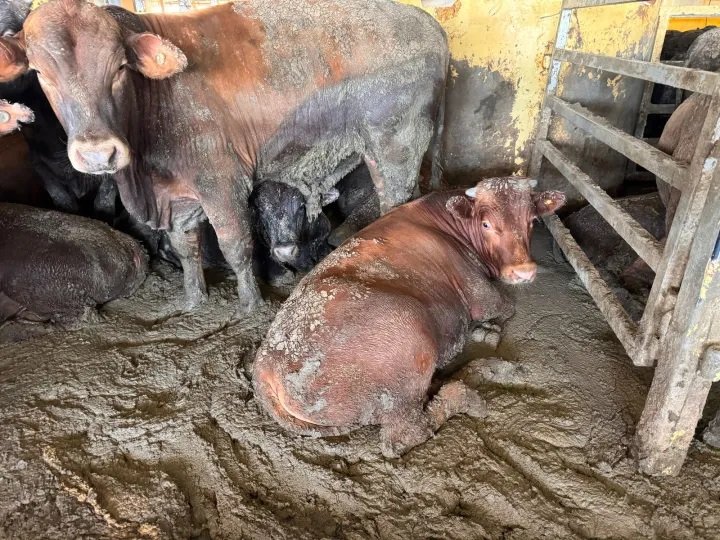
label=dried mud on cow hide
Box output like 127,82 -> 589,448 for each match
0,230 -> 719,539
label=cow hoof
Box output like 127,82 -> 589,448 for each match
462,387 -> 488,419
184,292 -> 208,311
380,417 -> 433,459
470,323 -> 502,349
236,292 -> 264,315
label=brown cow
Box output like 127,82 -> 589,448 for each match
253,177 -> 565,457
656,93 -> 706,232
0,0 -> 448,312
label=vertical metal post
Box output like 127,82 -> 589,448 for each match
529,5 -> 573,177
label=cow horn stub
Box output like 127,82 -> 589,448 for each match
465,187 -> 477,199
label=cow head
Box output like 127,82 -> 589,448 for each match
0,0 -> 32,37
251,182 -> 333,272
0,0 -> 187,175
446,177 -> 565,284
0,99 -> 34,136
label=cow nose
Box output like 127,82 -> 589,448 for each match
273,244 -> 300,263
501,263 -> 537,284
69,137 -> 130,174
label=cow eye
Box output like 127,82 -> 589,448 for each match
482,221 -> 492,230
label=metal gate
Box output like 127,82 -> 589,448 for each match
529,0 -> 720,475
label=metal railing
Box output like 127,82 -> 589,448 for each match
530,0 -> 720,476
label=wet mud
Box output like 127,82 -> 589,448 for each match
1,228 -> 719,539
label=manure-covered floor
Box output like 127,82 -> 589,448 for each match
1,228 -> 719,539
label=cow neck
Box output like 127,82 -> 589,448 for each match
414,193 -> 496,279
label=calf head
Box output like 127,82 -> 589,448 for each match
0,0 -> 187,175
0,98 -> 33,135
251,182 -> 332,272
0,0 -> 31,36
447,177 -> 565,284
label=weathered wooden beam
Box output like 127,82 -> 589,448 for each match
543,214 -> 638,357
548,96 -> 688,191
539,139 -> 663,271
554,49 -> 720,95
636,176 -> 720,476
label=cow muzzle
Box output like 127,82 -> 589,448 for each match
69,136 -> 130,175
272,244 -> 300,264
500,262 -> 537,284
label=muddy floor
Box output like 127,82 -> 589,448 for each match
1,228 -> 719,539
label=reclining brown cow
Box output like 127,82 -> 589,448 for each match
254,177 -> 565,457
0,0 -> 448,313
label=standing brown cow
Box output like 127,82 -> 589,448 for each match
0,0 -> 448,312
253,178 -> 565,457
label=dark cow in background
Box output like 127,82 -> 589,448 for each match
254,178 -> 565,457
0,0 -> 30,35
0,203 -> 147,324
0,0 -> 448,312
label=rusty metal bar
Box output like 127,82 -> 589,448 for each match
563,0 -> 645,8
544,214 -> 638,355
539,139 -> 663,271
554,49 -> 720,95
548,96 -> 688,190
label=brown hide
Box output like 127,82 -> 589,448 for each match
656,93 -> 707,231
253,178 -> 565,456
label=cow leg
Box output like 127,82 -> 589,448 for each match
202,190 -> 263,314
167,224 -> 207,310
379,382 -> 487,458
364,119 -> 432,214
93,176 -> 118,224
35,160 -> 80,214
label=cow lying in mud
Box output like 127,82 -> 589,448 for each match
254,178 -> 565,457
0,0 -> 448,313
0,204 -> 147,324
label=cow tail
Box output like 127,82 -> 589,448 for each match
429,67 -> 448,191
253,372 -> 355,438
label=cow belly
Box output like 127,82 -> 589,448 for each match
256,56 -> 443,215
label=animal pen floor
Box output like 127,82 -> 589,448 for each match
1,227 -> 719,540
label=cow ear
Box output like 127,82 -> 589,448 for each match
126,33 -> 187,80
0,34 -> 28,83
321,188 -> 340,206
446,195 -> 475,220
0,100 -> 35,136
533,191 -> 566,216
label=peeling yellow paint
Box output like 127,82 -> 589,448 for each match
401,0 -> 659,175
700,260 -> 720,300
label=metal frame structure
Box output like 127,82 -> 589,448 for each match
530,0 -> 720,475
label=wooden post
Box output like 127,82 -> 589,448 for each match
636,154 -> 720,475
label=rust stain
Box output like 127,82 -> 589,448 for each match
436,0 -> 461,23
